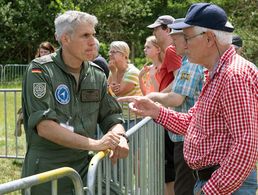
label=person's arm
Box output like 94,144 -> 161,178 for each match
152,78 -> 160,92
147,91 -> 185,107
37,120 -> 121,151
160,69 -> 179,93
138,66 -> 148,95
116,81 -> 136,96
98,85 -> 129,164
117,96 -> 193,136
112,66 -> 140,96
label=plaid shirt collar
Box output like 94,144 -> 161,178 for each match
210,45 -> 236,80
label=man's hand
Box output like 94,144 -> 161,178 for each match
117,96 -> 161,119
109,134 -> 129,164
98,131 -> 121,151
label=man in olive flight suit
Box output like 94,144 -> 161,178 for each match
22,10 -> 129,194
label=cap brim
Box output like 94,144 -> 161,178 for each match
169,31 -> 183,35
223,21 -> 234,32
147,22 -> 161,29
170,22 -> 192,30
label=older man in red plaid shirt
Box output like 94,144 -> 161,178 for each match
118,3 -> 257,195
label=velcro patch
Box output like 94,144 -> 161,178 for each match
33,83 -> 46,98
180,72 -> 191,80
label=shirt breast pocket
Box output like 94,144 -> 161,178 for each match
80,102 -> 100,136
195,95 -> 222,136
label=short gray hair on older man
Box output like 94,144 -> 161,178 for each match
193,26 -> 232,45
54,10 -> 98,44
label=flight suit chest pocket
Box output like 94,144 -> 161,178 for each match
80,89 -> 100,114
80,100 -> 100,136
81,89 -> 100,102
79,88 -> 101,134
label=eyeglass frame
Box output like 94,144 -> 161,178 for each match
184,32 -> 206,43
108,50 -> 123,55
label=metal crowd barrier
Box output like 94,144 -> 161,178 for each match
0,89 -> 25,159
0,65 -> 3,84
86,117 -> 165,195
1,64 -> 28,86
0,167 -> 84,195
0,89 -> 165,194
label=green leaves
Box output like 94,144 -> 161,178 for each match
0,0 -> 257,65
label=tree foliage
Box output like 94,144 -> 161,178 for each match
0,0 -> 257,65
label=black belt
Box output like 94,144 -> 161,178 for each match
193,165 -> 220,181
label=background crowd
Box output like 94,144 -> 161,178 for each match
4,1 -> 258,195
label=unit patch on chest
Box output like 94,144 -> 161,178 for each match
81,89 -> 100,102
55,84 -> 70,104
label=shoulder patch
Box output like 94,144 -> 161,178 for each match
33,55 -> 53,65
33,83 -> 46,98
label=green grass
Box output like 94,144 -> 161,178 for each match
0,83 -> 22,89
0,159 -> 23,195
0,89 -> 26,194
0,158 -> 23,183
0,91 -> 25,157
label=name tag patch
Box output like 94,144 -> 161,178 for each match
81,89 -> 100,102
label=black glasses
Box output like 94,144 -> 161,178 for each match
184,32 -> 206,43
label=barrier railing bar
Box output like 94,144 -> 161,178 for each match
4,91 -> 8,157
0,167 -> 84,195
86,150 -> 110,195
86,116 -> 153,195
51,179 -> 58,195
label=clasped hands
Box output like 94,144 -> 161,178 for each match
99,130 -> 129,164
110,82 -> 120,94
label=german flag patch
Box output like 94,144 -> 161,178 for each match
32,68 -> 42,73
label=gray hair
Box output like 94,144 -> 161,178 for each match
54,10 -> 98,44
193,26 -> 232,45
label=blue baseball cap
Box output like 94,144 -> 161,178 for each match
171,3 -> 234,32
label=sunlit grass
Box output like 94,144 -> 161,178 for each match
0,89 -> 25,194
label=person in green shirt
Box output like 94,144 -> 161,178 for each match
22,10 -> 129,195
